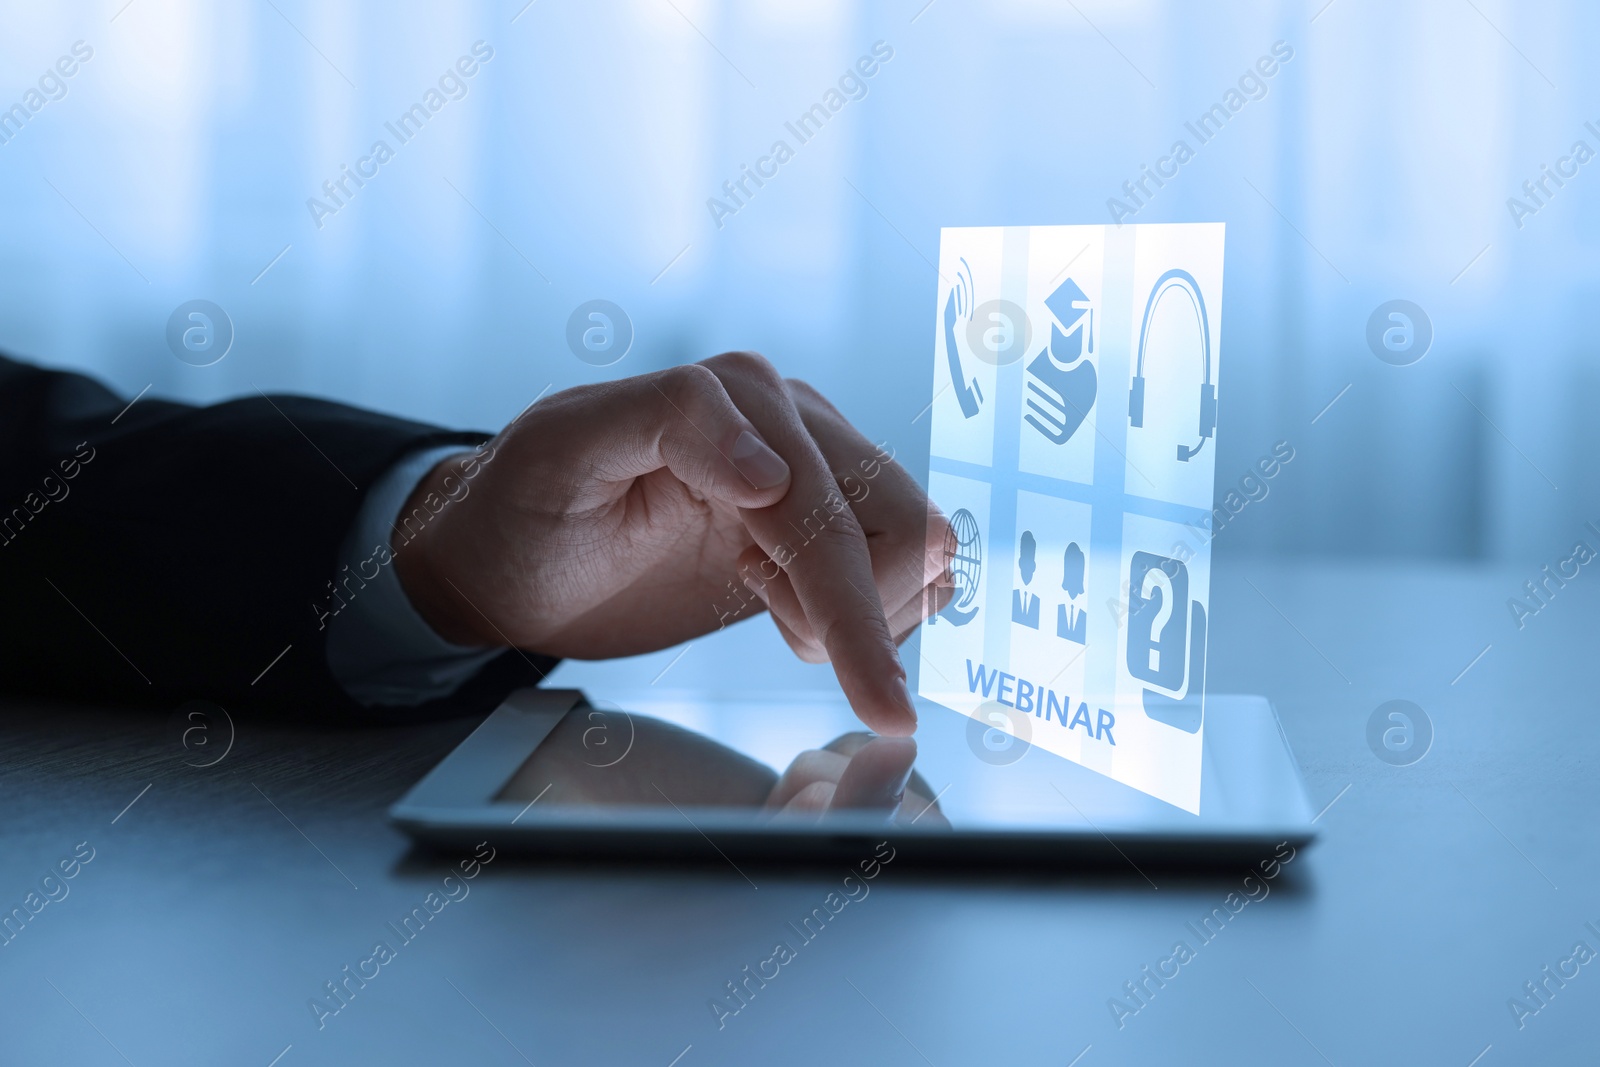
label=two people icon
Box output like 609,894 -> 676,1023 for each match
1011,530 -> 1087,645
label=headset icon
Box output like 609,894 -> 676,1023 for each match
1127,268 -> 1216,463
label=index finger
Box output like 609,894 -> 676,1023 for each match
701,352 -> 917,735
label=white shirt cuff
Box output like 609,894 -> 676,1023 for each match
325,444 -> 502,706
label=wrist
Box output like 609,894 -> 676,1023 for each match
393,450 -> 497,647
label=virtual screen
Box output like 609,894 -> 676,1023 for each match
917,224 -> 1226,813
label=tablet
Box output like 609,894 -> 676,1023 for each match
389,688 -> 1315,867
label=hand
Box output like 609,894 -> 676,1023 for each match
766,732 -> 948,826
396,352 -> 952,735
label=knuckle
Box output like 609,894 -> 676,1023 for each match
710,350 -> 778,382
661,362 -> 727,413
665,361 -> 721,396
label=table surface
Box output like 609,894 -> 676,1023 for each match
2,560 -> 1595,1066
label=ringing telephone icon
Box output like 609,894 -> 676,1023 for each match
1126,551 -> 1206,734
942,259 -> 983,419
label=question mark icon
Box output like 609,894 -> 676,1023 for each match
1127,552 -> 1189,691
1140,566 -> 1174,673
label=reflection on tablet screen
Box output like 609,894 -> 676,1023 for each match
494,691 -> 1310,836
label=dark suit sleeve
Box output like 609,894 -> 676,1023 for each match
0,355 -> 555,721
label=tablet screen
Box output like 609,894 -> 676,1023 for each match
493,690 -> 1311,837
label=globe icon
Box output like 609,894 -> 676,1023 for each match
941,508 -> 982,625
